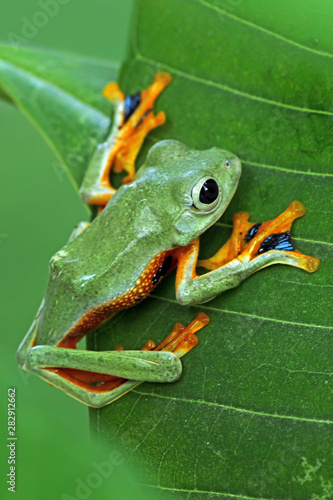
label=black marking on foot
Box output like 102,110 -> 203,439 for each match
257,231 -> 295,255
137,108 -> 153,127
245,223 -> 262,242
152,256 -> 173,286
124,93 -> 141,123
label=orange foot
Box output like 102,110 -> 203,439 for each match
199,201 -> 320,273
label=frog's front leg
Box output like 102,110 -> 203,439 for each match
175,201 -> 320,306
19,314 -> 208,408
80,72 -> 172,210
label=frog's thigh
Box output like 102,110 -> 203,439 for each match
20,313 -> 209,407
24,347 -> 182,407
16,318 -> 150,407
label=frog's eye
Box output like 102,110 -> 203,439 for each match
191,176 -> 220,212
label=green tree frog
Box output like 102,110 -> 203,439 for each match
17,73 -> 320,407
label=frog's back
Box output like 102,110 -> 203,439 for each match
36,183 -> 174,347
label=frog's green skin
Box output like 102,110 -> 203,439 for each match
17,140 -> 243,407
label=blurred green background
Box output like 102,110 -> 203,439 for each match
0,2 -> 154,499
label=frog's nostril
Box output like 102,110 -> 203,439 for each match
224,160 -> 231,168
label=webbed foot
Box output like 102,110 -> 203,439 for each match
199,201 -> 320,273
80,72 -> 172,209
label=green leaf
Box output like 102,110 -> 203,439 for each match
88,1 -> 333,499
2,1 -> 332,498
0,45 -> 119,187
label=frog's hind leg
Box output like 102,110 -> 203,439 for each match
16,303 -> 43,370
80,72 -> 172,210
151,312 -> 209,358
198,201 -> 320,273
20,313 -> 209,408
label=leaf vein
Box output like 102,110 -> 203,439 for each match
134,52 -> 333,117
199,0 -> 333,59
140,481 -> 286,499
133,389 -> 333,425
148,132 -> 333,179
150,295 -> 333,331
243,160 -> 333,178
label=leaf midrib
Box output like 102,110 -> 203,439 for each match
0,59 -> 108,194
199,0 -> 333,59
0,58 -> 108,119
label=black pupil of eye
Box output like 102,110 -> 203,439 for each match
199,179 -> 219,204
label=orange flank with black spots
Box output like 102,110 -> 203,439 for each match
57,249 -> 176,349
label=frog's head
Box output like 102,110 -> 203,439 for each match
136,139 -> 241,247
